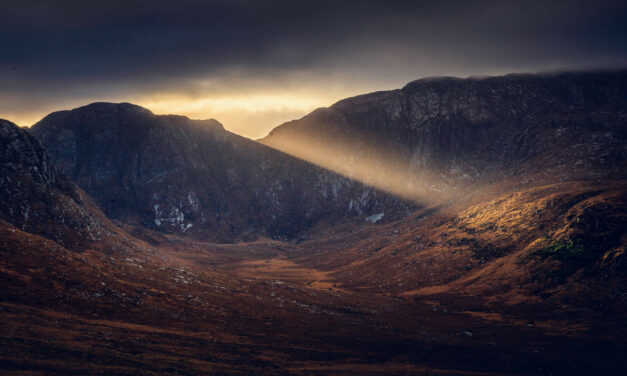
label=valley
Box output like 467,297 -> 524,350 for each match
2,179 -> 624,375
1,71 -> 626,375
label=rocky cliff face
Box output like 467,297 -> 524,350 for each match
30,103 -> 406,241
0,119 -> 111,249
27,71 -> 627,242
261,71 -> 627,201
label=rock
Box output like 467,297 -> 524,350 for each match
262,71 -> 627,200
0,119 -> 112,249
30,103 -> 408,241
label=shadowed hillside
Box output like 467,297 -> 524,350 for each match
30,103 -> 408,242
262,71 -> 626,201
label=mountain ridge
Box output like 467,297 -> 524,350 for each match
26,70 -> 627,242
261,70 -> 626,203
30,103 -> 408,242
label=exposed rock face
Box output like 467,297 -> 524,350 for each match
30,103 -> 405,241
27,71 -> 627,242
0,119 -> 109,249
261,71 -> 627,200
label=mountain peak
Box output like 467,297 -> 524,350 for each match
36,102 -> 226,133
80,101 -> 153,113
0,118 -> 56,187
262,70 -> 627,203
29,102 -> 402,241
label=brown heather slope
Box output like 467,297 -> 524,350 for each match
5,218 -> 624,376
302,182 -> 626,322
303,181 -> 627,300
2,193 -> 626,375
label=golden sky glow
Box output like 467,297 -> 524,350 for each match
138,91 -> 339,139
3,1 -> 625,142
9,82 -> 368,139
6,92 -> 334,140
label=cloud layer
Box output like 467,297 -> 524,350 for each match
1,0 -> 626,138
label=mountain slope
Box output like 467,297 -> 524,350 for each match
30,103 -> 408,242
299,182 -> 626,301
0,118 -> 122,250
261,71 -> 627,201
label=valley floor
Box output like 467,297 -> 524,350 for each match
1,182 -> 626,375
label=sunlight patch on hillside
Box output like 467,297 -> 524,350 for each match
260,132 -> 463,205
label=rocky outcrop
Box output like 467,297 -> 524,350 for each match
261,71 -> 627,200
30,103 -> 407,241
0,119 -> 110,249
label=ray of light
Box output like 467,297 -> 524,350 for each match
260,129 -> 478,206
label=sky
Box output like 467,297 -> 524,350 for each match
1,0 -> 626,139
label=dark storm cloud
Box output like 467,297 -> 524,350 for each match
1,0 -> 626,131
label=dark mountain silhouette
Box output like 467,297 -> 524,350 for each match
30,103 -> 407,242
262,71 -> 626,200
30,72 -> 627,243
0,118 -> 126,250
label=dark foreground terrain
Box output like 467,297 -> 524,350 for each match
1,180 -> 625,375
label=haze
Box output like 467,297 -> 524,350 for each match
2,0 -> 626,139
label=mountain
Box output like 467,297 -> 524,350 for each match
29,72 -> 626,243
30,103 -> 407,242
257,70 -> 627,314
0,118 -> 123,250
261,71 -> 627,201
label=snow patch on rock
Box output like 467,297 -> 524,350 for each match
365,212 -> 384,223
